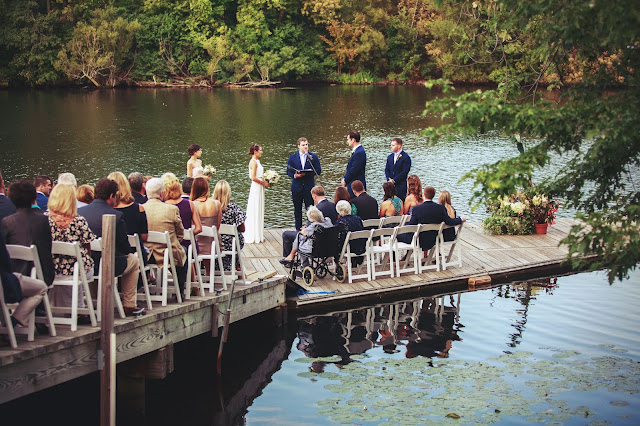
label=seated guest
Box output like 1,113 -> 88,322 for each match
77,184 -> 94,205
2,181 -> 55,287
181,177 -> 194,200
79,178 -> 144,316
1,232 -> 48,329
108,171 -> 148,250
335,200 -> 365,262
143,178 -> 188,294
280,206 -> 332,267
379,181 -> 403,218
334,186 -> 356,216
211,180 -> 246,271
58,172 -> 87,207
128,172 -> 147,204
350,180 -> 378,222
401,186 -> 466,250
282,186 -> 337,258
438,190 -> 459,242
46,183 -> 96,309
162,172 -> 202,251
403,175 -> 423,215
191,177 -> 220,272
0,169 -> 16,228
34,175 -> 53,210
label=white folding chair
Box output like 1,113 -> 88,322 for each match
440,222 -> 464,270
369,228 -> 395,279
401,214 -> 412,226
0,274 -> 18,348
128,234 -> 153,311
91,238 -> 126,321
192,226 -> 228,294
5,244 -> 57,340
50,241 -> 97,331
390,225 -> 421,276
338,230 -> 372,283
145,231 -> 183,306
218,224 -> 248,284
378,216 -> 404,247
362,218 -> 381,229
417,223 -> 445,273
184,228 -> 206,298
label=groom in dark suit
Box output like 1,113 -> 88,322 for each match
287,137 -> 322,231
341,130 -> 366,198
384,138 -> 411,201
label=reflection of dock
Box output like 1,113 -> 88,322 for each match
240,219 -> 582,309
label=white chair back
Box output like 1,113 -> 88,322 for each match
128,233 -> 153,310
339,230 -> 372,283
193,225 -> 228,292
440,222 -> 464,270
0,274 -> 19,348
218,224 -> 247,284
362,218 -> 381,229
417,223 -> 445,272
146,231 -> 182,306
390,225 -> 421,276
90,238 -> 125,321
368,228 -> 396,279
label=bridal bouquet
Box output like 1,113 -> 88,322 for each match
263,170 -> 280,186
202,164 -> 217,177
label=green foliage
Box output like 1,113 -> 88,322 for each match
335,71 -> 380,84
425,0 -> 640,282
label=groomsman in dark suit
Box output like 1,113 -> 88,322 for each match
341,130 -> 366,199
0,170 -> 16,228
34,175 -> 53,211
402,186 -> 466,250
384,138 -> 411,201
287,137 -> 322,231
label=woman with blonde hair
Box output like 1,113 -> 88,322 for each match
211,180 -> 246,271
76,184 -> 94,205
107,171 -> 148,247
162,172 -> 202,252
403,175 -> 423,214
438,190 -> 458,242
46,183 -> 96,308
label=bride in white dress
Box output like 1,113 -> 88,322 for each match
187,143 -> 205,178
244,144 -> 270,243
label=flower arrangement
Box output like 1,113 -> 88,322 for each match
528,190 -> 559,224
202,164 -> 216,177
263,169 -> 280,186
483,187 -> 559,235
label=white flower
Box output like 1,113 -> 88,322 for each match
511,201 -> 526,215
202,164 -> 216,176
263,169 -> 280,185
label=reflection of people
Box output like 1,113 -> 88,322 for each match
385,138 -> 411,201
287,137 -> 321,231
244,144 -> 269,244
187,144 -> 204,178
341,131 -> 366,198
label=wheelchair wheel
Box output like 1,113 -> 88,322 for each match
289,267 -> 297,281
302,266 -> 315,286
315,264 -> 328,278
335,263 -> 346,283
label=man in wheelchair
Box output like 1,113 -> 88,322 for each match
279,206 -> 346,285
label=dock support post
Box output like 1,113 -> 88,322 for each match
100,214 -> 116,426
211,303 -> 219,337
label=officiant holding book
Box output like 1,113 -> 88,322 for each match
287,137 -> 322,231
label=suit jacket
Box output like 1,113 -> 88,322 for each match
0,232 -> 22,303
385,150 -> 411,199
79,199 -> 132,276
1,208 -> 55,285
344,145 -> 366,196
351,192 -> 379,221
407,201 -> 462,250
316,198 -> 338,225
36,192 -> 48,211
0,194 -> 16,229
132,192 -> 147,204
288,151 -> 321,193
143,199 -> 186,267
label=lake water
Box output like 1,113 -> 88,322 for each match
0,86 -> 571,226
2,269 -> 639,424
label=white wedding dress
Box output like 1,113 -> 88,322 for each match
244,159 -> 265,243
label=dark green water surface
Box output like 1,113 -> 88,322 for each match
1,86 -> 531,226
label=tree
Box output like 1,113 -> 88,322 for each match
423,0 -> 640,282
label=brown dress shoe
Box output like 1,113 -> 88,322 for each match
124,306 -> 146,317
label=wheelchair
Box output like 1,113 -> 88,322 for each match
286,225 -> 347,286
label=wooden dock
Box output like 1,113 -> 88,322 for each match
1,218 -> 582,404
241,218 -> 582,309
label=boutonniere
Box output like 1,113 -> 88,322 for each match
397,154 -> 403,160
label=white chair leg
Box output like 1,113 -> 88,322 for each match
139,266 -> 152,311
82,277 -> 97,327
40,292 -> 57,336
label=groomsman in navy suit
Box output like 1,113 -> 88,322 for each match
341,130 -> 366,198
384,137 -> 411,200
287,137 -> 322,231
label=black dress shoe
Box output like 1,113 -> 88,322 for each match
124,306 -> 146,317
35,323 -> 50,335
77,315 -> 92,325
279,259 -> 292,267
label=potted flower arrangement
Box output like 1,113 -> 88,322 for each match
527,190 -> 559,234
483,191 -> 534,235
